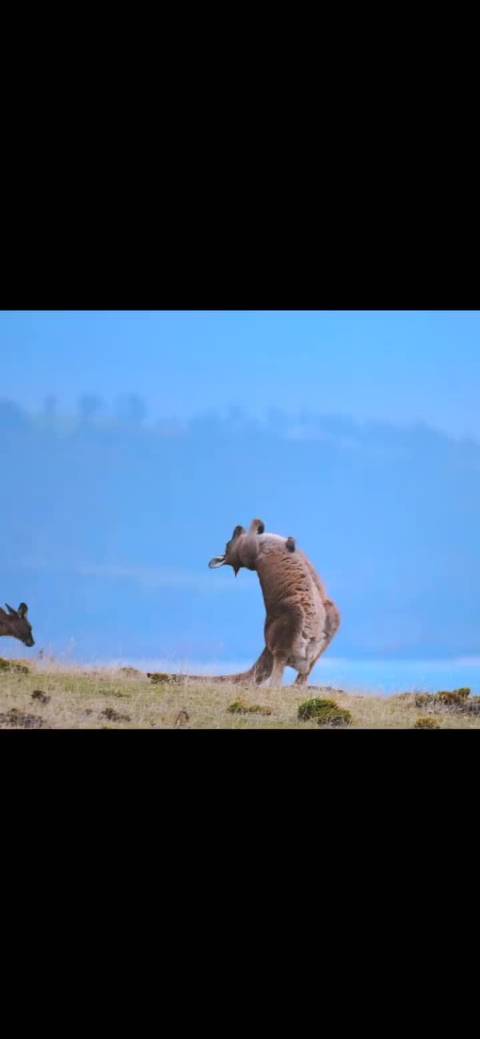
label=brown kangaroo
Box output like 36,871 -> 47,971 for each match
0,602 -> 35,648
208,519 -> 340,687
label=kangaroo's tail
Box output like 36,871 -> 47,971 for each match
147,647 -> 273,686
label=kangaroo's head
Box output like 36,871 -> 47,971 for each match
208,519 -> 265,575
0,602 -> 35,646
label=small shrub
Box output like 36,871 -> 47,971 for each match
414,688 -> 471,713
0,708 -> 46,728
228,701 -> 246,714
0,657 -> 30,674
100,707 -> 131,722
298,698 -> 352,727
147,672 -> 183,685
414,716 -> 441,729
227,700 -> 272,716
435,688 -> 470,707
31,690 -> 50,704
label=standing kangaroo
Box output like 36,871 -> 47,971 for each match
208,519 -> 340,687
0,602 -> 35,648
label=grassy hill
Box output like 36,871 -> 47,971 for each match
1,659 -> 479,729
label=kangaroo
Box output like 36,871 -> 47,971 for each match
0,602 -> 35,648
147,520 -> 340,688
207,518 -> 340,687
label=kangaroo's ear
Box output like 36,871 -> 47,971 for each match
209,556 -> 226,569
231,525 -> 246,540
249,518 -> 265,534
17,603 -> 28,618
5,603 -> 17,616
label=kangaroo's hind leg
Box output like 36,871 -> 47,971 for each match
269,654 -> 287,687
265,604 -> 303,688
294,600 -> 341,687
293,649 -> 321,686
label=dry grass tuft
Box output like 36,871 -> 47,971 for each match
435,688 -> 470,707
0,657 -> 30,674
414,687 -> 474,714
414,716 -> 441,729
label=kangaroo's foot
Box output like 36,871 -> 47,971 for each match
293,655 -> 320,686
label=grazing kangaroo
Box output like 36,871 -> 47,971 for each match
208,518 -> 340,687
0,602 -> 35,647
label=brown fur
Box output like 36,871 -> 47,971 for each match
207,519 -> 341,687
0,603 -> 35,647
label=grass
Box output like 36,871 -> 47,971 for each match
297,698 -> 352,726
1,660 -> 480,728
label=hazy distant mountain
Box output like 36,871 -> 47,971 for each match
1,400 -> 479,661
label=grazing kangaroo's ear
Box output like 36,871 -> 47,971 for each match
285,537 -> 296,552
5,603 -> 17,616
17,603 -> 28,617
231,525 -> 246,539
249,518 -> 265,534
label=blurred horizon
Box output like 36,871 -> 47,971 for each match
2,310 -> 480,438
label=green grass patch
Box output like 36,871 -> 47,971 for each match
298,698 -> 352,727
227,700 -> 272,716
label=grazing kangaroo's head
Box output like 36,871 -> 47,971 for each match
208,518 -> 270,575
0,602 -> 35,646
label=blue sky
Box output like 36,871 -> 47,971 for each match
1,310 -> 479,438
1,310 -> 480,667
